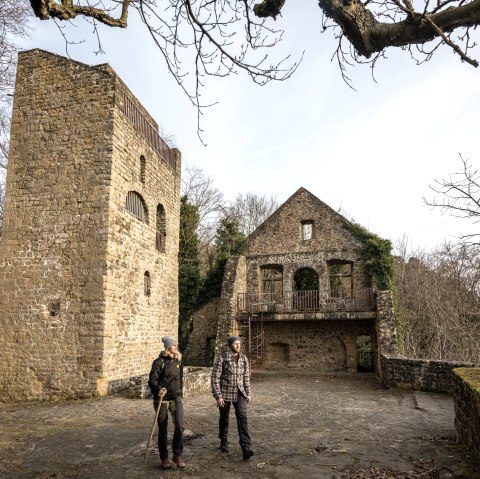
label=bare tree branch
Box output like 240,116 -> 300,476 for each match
424,154 -> 480,245
29,0 -> 129,27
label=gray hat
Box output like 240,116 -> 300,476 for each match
162,336 -> 178,349
227,336 -> 240,347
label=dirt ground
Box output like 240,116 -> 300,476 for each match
0,371 -> 478,479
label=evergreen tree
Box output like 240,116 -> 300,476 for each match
197,216 -> 247,307
178,195 -> 201,352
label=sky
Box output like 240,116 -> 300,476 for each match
15,1 -> 480,253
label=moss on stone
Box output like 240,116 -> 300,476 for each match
454,367 -> 480,392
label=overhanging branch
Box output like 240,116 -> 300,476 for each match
317,0 -> 480,60
29,0 -> 130,27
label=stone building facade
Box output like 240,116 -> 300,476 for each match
189,188 -> 397,372
0,49 -> 181,402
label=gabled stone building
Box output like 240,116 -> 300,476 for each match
188,188 -> 397,372
0,49 -> 181,402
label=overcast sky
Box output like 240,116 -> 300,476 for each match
16,2 -> 479,253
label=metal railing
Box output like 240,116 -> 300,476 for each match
237,288 -> 375,313
122,93 -> 176,169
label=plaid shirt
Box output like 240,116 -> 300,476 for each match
211,350 -> 251,402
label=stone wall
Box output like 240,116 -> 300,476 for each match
453,368 -> 480,463
186,298 -> 220,366
246,188 -> 372,295
381,355 -> 478,393
0,49 -> 180,402
259,319 -> 374,371
128,367 -> 212,399
214,256 -> 247,354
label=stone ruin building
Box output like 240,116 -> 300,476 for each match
187,188 -> 398,373
0,49 -> 181,402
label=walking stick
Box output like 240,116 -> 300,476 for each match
144,390 -> 165,464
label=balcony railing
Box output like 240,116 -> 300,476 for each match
123,93 -> 176,169
237,289 -> 375,314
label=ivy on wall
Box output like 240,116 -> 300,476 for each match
343,220 -> 403,351
342,220 -> 395,290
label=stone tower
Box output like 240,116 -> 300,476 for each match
0,49 -> 181,402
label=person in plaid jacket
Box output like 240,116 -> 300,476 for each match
211,336 -> 254,460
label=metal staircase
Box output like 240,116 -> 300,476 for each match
238,311 -> 265,367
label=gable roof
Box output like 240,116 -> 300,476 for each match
248,186 -> 349,243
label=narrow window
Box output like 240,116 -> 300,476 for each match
302,220 -> 314,240
140,155 -> 146,183
156,204 -> 166,252
126,191 -> 148,223
144,271 -> 151,296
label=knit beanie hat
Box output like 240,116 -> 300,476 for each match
162,336 -> 177,349
227,336 -> 240,347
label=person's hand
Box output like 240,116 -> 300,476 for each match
159,388 -> 167,398
217,398 -> 225,407
246,395 -> 251,403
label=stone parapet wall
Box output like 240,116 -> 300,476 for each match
453,368 -> 480,463
381,355 -> 478,393
128,367 -> 212,399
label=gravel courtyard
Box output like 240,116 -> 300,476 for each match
0,371 -> 477,479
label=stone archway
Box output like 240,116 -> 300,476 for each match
293,267 -> 319,291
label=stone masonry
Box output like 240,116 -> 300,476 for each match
0,49 -> 181,402
189,188 -> 398,373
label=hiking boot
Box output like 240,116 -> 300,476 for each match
220,440 -> 229,453
173,455 -> 186,468
242,448 -> 254,461
160,459 -> 172,470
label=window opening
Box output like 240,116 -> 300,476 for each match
156,204 -> 166,252
260,265 -> 283,302
140,155 -> 146,183
144,271 -> 151,296
293,268 -> 319,291
126,191 -> 148,223
302,220 -> 314,240
328,260 -> 353,298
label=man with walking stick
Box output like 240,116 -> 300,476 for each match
148,336 -> 186,470
211,336 -> 254,461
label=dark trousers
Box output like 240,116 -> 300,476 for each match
153,397 -> 184,460
219,394 -> 251,449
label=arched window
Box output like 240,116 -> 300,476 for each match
156,204 -> 166,252
126,191 -> 148,223
144,271 -> 151,296
293,267 -> 319,291
140,155 -> 146,183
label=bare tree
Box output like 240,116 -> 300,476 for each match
395,239 -> 480,363
0,1 -> 31,170
223,192 -> 279,235
28,0 -> 480,97
29,0 -> 300,128
181,165 -> 225,271
424,155 -> 479,245
0,1 -> 32,233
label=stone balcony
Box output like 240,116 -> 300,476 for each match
237,288 -> 376,321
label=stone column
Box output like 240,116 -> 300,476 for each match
375,290 -> 398,378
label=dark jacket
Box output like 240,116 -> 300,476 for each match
148,350 -> 183,401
